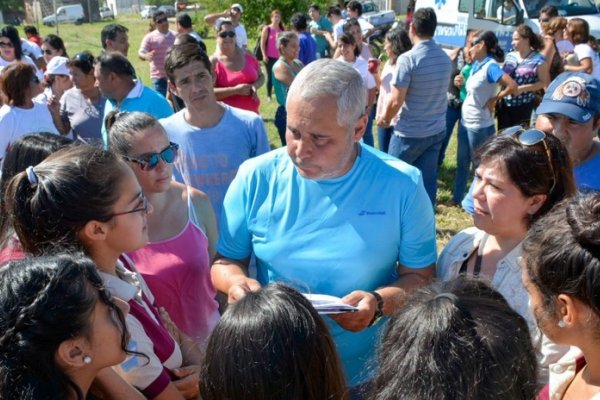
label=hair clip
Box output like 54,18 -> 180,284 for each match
434,292 -> 459,303
26,166 -> 38,185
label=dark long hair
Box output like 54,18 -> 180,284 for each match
372,278 -> 538,400
5,145 -> 127,255
0,254 -> 129,400
523,193 -> 600,324
201,283 -> 348,400
474,30 -> 505,62
0,133 -> 72,248
0,25 -> 23,59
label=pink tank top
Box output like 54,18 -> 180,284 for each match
214,52 -> 261,114
127,190 -> 219,348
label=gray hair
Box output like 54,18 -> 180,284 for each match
106,111 -> 166,155
277,31 -> 298,55
287,59 -> 366,130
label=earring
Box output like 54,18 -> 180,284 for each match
83,355 -> 92,365
557,319 -> 567,328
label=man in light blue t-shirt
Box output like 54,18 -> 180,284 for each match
161,43 -> 269,222
212,59 -> 437,393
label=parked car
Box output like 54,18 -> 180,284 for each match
99,6 -> 114,20
141,5 -> 157,18
158,5 -> 176,16
42,4 -> 85,26
362,1 -> 396,31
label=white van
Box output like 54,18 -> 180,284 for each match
42,4 -> 85,26
415,0 -> 600,52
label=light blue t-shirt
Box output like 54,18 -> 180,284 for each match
160,105 -> 270,222
218,144 -> 437,385
393,39 -> 452,138
101,81 -> 173,146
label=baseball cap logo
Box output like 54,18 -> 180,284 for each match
552,77 -> 590,107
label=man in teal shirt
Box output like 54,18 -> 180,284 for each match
308,4 -> 333,58
211,59 -> 437,394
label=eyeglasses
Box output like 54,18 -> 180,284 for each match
218,30 -> 236,38
110,194 -> 149,217
470,39 -> 481,47
42,49 -> 54,55
30,75 -> 39,84
122,142 -> 179,171
501,126 -> 556,194
0,41 -> 14,48
156,17 -> 168,24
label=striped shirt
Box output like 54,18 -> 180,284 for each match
139,30 -> 176,79
393,39 -> 452,138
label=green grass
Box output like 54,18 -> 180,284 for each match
35,17 -> 472,249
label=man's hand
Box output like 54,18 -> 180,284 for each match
329,290 -> 377,332
228,277 -> 261,303
376,116 -> 391,128
172,365 -> 200,399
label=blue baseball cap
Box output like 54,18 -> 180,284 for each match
536,72 -> 600,124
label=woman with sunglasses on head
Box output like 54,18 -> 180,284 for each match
455,30 -> 517,204
211,20 -> 264,114
0,25 -> 42,80
437,126 -> 575,380
57,51 -> 106,143
5,144 -> 204,400
523,192 -> 600,400
0,62 -> 60,163
0,254 -> 134,400
107,111 -> 219,350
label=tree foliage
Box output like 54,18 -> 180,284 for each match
201,0 -> 332,38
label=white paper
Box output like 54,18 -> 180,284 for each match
303,293 -> 359,314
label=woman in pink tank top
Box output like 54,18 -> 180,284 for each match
107,111 -> 219,349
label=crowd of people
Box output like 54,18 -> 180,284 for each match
0,2 -> 600,400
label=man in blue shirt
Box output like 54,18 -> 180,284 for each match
212,59 -> 437,394
290,12 -> 317,65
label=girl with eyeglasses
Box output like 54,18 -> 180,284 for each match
211,20 -> 264,114
0,25 -> 43,81
437,127 -> 576,382
41,34 -> 69,66
107,111 -> 219,350
5,144 -> 204,400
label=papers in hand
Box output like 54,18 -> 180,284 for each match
303,293 -> 358,315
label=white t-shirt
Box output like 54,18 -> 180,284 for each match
20,39 -> 42,60
356,17 -> 373,36
573,43 -> 600,80
0,54 -> 43,81
333,19 -> 345,42
0,102 -> 59,163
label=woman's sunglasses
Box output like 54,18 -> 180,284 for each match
122,142 -> 179,171
0,41 -> 14,48
218,30 -> 236,38
501,126 -> 556,194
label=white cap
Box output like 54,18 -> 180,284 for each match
45,56 -> 70,76
231,3 -> 243,13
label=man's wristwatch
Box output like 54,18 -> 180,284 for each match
368,291 -> 384,327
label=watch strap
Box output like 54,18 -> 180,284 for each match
368,290 -> 384,327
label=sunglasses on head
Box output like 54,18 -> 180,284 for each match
122,142 -> 179,171
501,126 -> 556,194
156,17 -> 168,24
218,30 -> 236,38
0,41 -> 14,48
74,52 -> 93,64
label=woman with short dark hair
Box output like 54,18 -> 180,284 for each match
438,126 -> 575,380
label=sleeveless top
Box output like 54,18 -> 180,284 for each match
214,52 -> 261,114
127,188 -> 220,348
272,59 -> 303,107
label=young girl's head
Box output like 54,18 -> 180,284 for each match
0,254 -> 130,400
5,145 -> 150,256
